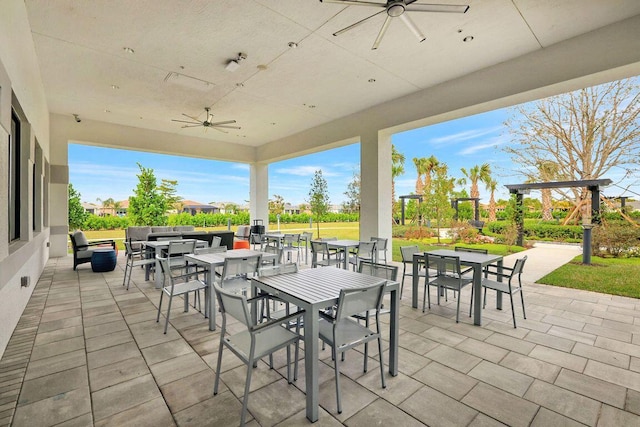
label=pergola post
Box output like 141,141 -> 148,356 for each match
514,191 -> 524,247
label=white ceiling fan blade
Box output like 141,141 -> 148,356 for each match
405,3 -> 469,13
399,13 -> 426,43
181,113 -> 201,121
321,0 -> 388,7
372,14 -> 392,50
209,120 -> 237,126
172,119 -> 201,124
181,124 -> 205,128
333,9 -> 386,36
213,125 -> 241,130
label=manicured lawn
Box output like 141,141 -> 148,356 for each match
537,255 -> 640,298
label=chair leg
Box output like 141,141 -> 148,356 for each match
213,338 -> 225,395
364,316 -> 369,372
241,353 -> 255,426
483,287 -> 487,308
156,291 -> 164,323
509,292 -> 517,328
286,345 -> 292,384
520,288 -> 527,320
334,349 -> 342,414
455,292 -> 461,323
377,336 -> 386,389
164,295 -> 173,334
469,286 -> 474,317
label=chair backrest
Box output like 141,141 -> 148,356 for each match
424,253 -> 443,273
302,231 -> 314,241
71,230 -> 89,249
124,240 -> 133,257
259,263 -> 298,277
167,240 -> 196,257
283,233 -> 300,247
211,235 -> 222,248
157,256 -> 175,289
371,237 -> 388,251
335,282 -> 385,321
221,254 -> 262,281
438,255 -> 463,278
214,283 -> 253,328
359,260 -> 398,281
454,246 -> 488,254
357,241 -> 376,258
511,256 -> 528,278
195,246 -> 227,254
262,243 -> 282,263
400,245 -> 419,263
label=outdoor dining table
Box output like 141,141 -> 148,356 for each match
184,249 -> 277,331
251,267 -> 400,422
412,249 -> 504,326
263,232 -> 311,264
143,239 -> 208,288
322,239 -> 360,269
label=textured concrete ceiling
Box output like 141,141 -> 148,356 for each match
26,0 -> 640,148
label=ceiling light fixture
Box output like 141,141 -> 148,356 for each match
288,42 -> 298,48
110,84 -> 119,89
463,36 -> 474,42
123,47 -> 135,54
225,52 -> 247,72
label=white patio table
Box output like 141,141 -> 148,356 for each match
185,249 -> 276,331
251,267 -> 400,422
412,249 -> 503,325
143,239 -> 208,288
322,239 -> 360,269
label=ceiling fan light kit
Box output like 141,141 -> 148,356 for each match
320,0 -> 469,50
225,52 -> 248,72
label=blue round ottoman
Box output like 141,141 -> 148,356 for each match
91,248 -> 117,272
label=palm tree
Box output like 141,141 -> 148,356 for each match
460,163 -> 492,199
461,163 -> 491,219
412,157 -> 426,195
422,155 -> 440,193
391,145 -> 405,221
486,179 -> 498,222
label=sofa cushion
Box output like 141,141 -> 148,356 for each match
151,226 -> 173,233
173,225 -> 195,232
73,231 -> 89,248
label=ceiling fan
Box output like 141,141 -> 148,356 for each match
171,107 -> 241,133
320,0 -> 469,50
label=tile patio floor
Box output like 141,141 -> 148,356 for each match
2,251 -> 640,426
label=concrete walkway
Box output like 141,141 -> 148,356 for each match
503,242 -> 583,284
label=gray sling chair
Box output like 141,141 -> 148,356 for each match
348,240 -> 376,271
122,240 -> 156,290
399,245 -> 433,299
423,254 -> 474,323
482,255 -> 528,328
310,240 -> 341,268
155,256 -> 208,334
318,281 -> 387,414
213,283 -> 303,426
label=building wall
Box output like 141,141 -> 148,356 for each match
0,1 -> 51,357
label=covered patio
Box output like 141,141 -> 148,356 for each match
3,244 -> 640,425
2,1 -> 640,425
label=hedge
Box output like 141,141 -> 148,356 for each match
485,221 -> 583,241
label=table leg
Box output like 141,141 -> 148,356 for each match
496,259 -> 503,310
389,288 -> 399,376
304,308 -> 319,422
411,254 -> 420,308
208,267 -> 216,331
473,264 -> 483,325
155,258 -> 162,289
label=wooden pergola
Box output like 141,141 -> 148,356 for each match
451,197 -> 480,221
505,179 -> 612,265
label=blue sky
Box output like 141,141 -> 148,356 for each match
69,102 -> 637,207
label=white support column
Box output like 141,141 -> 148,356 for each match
48,128 -> 69,257
360,130 -> 392,260
249,163 -> 269,230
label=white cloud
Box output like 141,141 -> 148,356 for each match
458,135 -> 509,155
430,126 -> 502,145
274,165 -> 341,177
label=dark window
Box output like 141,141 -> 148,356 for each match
9,110 -> 21,242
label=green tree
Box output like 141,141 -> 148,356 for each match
68,183 -> 88,230
424,164 -> 455,243
158,179 -> 182,211
391,144 -> 405,222
505,78 -> 640,222
342,172 -> 360,214
269,194 -> 285,215
308,170 -> 330,238
128,163 -> 167,226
